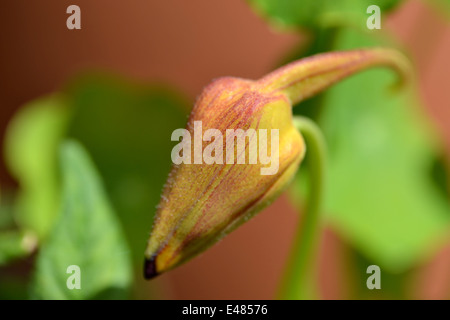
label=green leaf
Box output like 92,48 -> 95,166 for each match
33,141 -> 132,300
0,231 -> 36,265
246,0 -> 403,30
66,75 -> 188,264
4,95 -> 69,239
426,0 -> 450,18
293,28 -> 450,272
0,189 -> 15,229
0,277 -> 29,300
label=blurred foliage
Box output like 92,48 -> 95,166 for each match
246,0 -> 403,30
4,95 -> 69,240
428,0 -> 450,17
0,277 -> 30,300
311,28 -> 449,272
0,185 -> 35,266
3,75 -> 188,265
2,73 -> 188,299
33,141 -> 132,300
251,0 -> 450,275
0,190 -> 15,229
66,75 -> 188,264
0,231 -> 35,265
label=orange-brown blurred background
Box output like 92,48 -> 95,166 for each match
0,0 -> 449,299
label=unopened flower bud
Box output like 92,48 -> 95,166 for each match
144,48 -> 409,279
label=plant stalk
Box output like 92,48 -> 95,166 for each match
278,116 -> 326,300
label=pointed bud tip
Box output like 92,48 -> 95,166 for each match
143,257 -> 158,280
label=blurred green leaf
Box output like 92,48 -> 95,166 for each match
0,231 -> 36,265
4,73 -> 188,274
0,190 -> 15,229
0,277 -> 30,300
293,28 -> 450,272
4,95 -> 69,240
66,75 -> 188,264
33,141 -> 132,300
426,0 -> 450,18
246,0 -> 403,30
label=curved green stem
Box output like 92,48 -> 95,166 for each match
278,116 -> 326,300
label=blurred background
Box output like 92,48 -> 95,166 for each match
0,0 -> 449,299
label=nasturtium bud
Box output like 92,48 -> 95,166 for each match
144,49 -> 409,279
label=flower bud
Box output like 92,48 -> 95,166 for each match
144,49 -> 409,279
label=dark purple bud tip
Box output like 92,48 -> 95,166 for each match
144,257 -> 158,280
